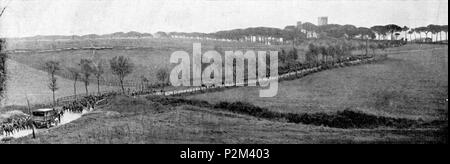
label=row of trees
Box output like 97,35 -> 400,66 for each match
44,56 -> 135,107
407,25 -> 448,42
304,41 -> 386,65
270,40 -> 404,79
66,58 -> 106,98
278,48 -> 299,64
43,55 -> 172,106
159,23 -> 448,44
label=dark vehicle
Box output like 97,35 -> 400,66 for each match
31,108 -> 61,129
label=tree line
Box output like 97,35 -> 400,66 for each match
160,23 -> 448,44
277,39 -> 402,75
43,56 -> 165,107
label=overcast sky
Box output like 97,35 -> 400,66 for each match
0,0 -> 448,37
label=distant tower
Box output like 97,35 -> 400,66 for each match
318,17 -> 328,26
296,21 -> 303,30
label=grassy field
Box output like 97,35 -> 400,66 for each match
4,37 -> 272,51
1,38 -> 284,107
186,45 -> 448,121
2,37 -> 296,107
7,38 -> 285,84
0,59 -> 117,106
6,96 -> 445,144
6,37 -> 380,85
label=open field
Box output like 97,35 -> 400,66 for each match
2,42 -> 445,109
187,45 -> 448,121
6,37 -> 383,85
5,96 -> 446,144
0,38 -> 284,107
0,59 -> 117,106
4,37 -> 271,52
6,38 -> 286,84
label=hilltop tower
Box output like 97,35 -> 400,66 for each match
296,21 -> 303,30
318,17 -> 328,26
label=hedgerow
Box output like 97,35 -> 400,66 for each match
146,96 -> 434,129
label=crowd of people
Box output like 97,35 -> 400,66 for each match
0,116 -> 33,137
1,93 -> 114,138
61,93 -> 114,113
130,89 -> 166,97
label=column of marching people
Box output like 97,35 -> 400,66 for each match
0,93 -> 112,138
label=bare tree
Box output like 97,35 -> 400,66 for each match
156,68 -> 169,84
369,44 -> 377,56
140,75 -> 148,92
67,67 -> 80,98
80,59 -> 94,96
92,60 -> 105,95
43,60 -> 60,107
110,56 -> 134,94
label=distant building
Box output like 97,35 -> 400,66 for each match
318,17 -> 328,26
296,21 -> 302,30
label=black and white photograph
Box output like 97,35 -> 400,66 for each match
0,0 -> 447,148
